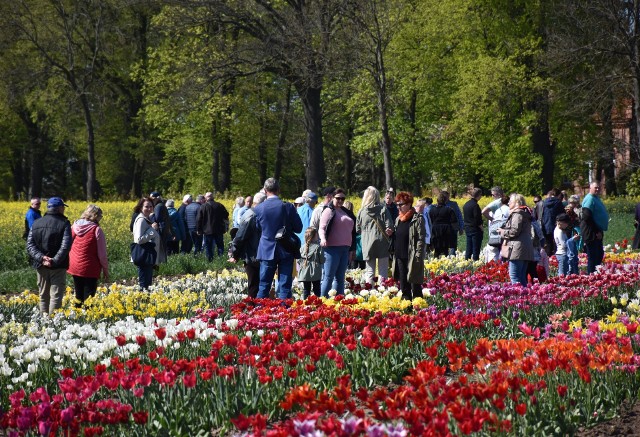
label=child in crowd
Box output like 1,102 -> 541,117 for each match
537,248 -> 549,283
554,214 -> 570,276
298,227 -> 325,299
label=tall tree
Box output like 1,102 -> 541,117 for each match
345,0 -> 407,190
180,0 -> 354,191
547,0 -> 638,185
0,0 -> 118,200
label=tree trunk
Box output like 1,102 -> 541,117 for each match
344,125 -> 354,191
218,80 -> 235,193
298,86 -> 325,192
219,132 -> 231,194
211,120 -> 220,191
375,42 -> 393,191
530,91 -> 554,192
409,88 -> 421,195
258,116 -> 268,185
632,2 -> 640,165
600,102 -> 617,194
274,84 -> 292,181
79,93 -> 97,200
18,110 -> 46,198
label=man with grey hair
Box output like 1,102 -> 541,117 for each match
23,197 -> 42,239
482,186 -> 505,221
254,178 -> 303,299
26,197 -> 72,314
229,192 -> 267,298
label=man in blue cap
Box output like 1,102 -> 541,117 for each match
26,197 -> 72,314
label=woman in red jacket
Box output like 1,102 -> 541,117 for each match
68,204 -> 109,306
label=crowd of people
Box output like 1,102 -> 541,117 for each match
24,179 -> 613,312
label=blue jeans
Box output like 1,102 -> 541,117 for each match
465,232 -> 483,261
138,264 -> 154,290
321,246 -> 349,297
257,256 -> 294,299
566,238 -> 579,275
556,253 -> 568,276
203,234 -> 224,261
508,260 -> 528,286
584,239 -> 604,274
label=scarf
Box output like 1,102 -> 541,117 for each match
398,208 -> 415,222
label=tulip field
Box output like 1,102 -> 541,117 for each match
1,248 -> 640,435
1,199 -> 640,436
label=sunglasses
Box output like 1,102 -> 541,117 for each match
334,197 -> 346,201
397,202 -> 405,207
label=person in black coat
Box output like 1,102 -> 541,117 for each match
463,188 -> 484,260
541,188 -> 566,255
429,193 -> 457,258
197,192 -> 230,262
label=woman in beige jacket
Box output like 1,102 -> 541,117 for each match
499,193 -> 534,286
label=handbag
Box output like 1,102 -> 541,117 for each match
500,242 -> 512,260
275,203 -> 301,255
130,241 -> 157,266
275,226 -> 301,255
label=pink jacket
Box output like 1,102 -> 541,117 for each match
68,220 -> 109,279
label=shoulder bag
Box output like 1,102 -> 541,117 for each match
131,241 -> 157,266
275,203 -> 301,255
131,216 -> 158,266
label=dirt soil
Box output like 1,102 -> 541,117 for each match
576,401 -> 640,436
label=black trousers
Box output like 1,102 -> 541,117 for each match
302,280 -> 321,299
73,276 -> 98,305
245,261 -> 260,298
396,257 -> 421,300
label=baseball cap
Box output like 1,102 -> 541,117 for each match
294,197 -> 305,205
307,192 -> 318,201
183,194 -> 192,203
47,197 -> 69,208
150,191 -> 161,198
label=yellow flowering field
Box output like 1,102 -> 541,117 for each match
0,199 -> 238,273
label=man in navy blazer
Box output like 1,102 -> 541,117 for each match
254,178 -> 303,299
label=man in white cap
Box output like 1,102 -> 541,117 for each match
26,197 -> 72,314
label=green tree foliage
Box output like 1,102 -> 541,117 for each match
0,0 -> 634,199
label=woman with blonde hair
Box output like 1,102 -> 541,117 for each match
68,204 -> 109,306
356,186 -> 394,285
499,193 -> 535,286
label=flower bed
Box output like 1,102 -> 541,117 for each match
2,253 -> 640,436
